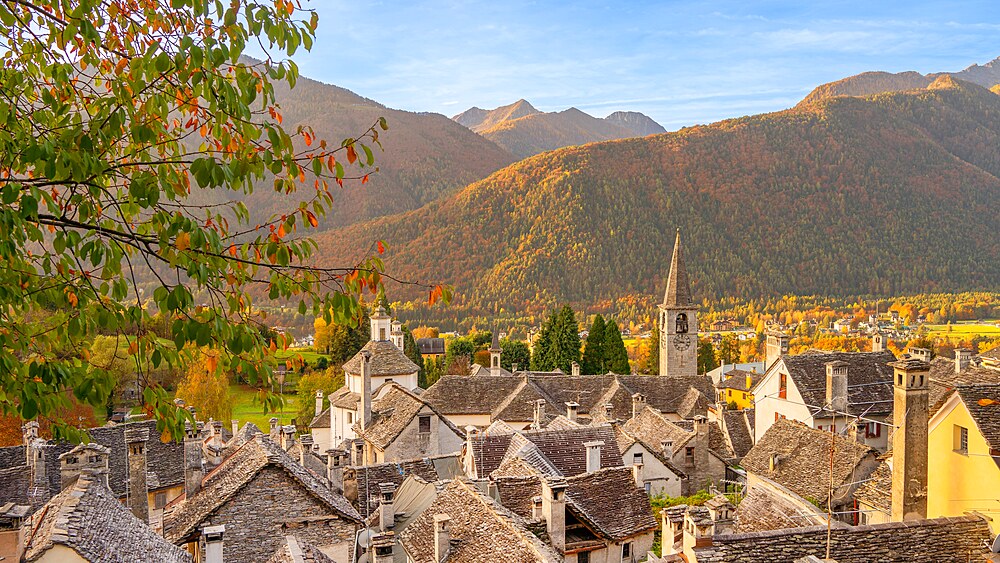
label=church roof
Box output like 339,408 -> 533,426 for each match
342,340 -> 420,377
662,229 -> 693,308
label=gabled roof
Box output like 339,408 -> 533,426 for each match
956,383 -> 1000,451
780,351 -> 896,416
353,384 -> 464,450
734,485 -> 829,533
398,479 -> 562,563
470,425 -> 621,478
23,472 -> 192,563
853,454 -> 891,514
662,229 -> 693,307
421,375 -> 525,415
718,369 -> 758,391
342,340 -> 419,376
742,419 -> 878,506
928,356 -> 1000,416
621,407 -> 697,452
349,453 -> 463,518
163,436 -> 360,544
720,410 -> 755,459
264,535 -> 336,563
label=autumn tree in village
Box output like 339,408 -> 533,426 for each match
176,350 -> 232,422
0,0 -> 455,441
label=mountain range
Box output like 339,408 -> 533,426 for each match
452,100 -> 666,158
313,74 -> 1000,313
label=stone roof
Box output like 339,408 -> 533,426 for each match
420,375 -> 525,415
397,479 -> 563,563
353,384 -> 463,450
980,343 -> 1000,361
349,453 -> 463,518
742,419 -> 878,506
718,369 -> 758,391
621,407 -> 697,453
469,425 -> 622,478
781,351 -> 896,416
163,436 -> 360,544
416,337 -> 445,355
23,472 -> 192,563
264,535 -> 336,563
694,515 -> 991,563
0,464 -> 32,507
662,229 -> 693,307
721,410 -> 755,459
956,383 -> 1000,450
0,445 -> 25,470
853,454 -> 891,514
735,481 -> 830,533
310,388 -> 359,428
469,363 -> 512,376
928,356 -> 1000,416
342,340 -> 419,376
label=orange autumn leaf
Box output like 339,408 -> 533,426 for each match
175,232 -> 190,251
128,341 -> 139,355
205,354 -> 218,373
306,211 -> 318,228
376,240 -> 385,254
346,144 -> 357,164
67,292 -> 78,307
979,398 -> 997,406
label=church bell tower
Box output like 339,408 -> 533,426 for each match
659,229 -> 698,377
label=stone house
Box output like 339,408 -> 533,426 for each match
752,350 -> 897,451
162,435 -> 361,563
352,383 -> 464,465
716,369 -> 758,409
343,453 -> 463,520
464,423 -> 623,480
264,535 -> 338,563
20,470 -> 191,563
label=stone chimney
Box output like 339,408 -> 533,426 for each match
541,477 -> 567,552
326,448 -> 347,491
371,305 -> 391,342
433,514 -> 451,563
361,349 -> 373,432
566,401 -> 579,422
662,440 -> 674,459
511,363 -> 519,373
890,358 -> 930,521
353,441 -> 365,467
584,441 -> 603,473
378,482 -> 396,531
682,508 -> 714,558
59,443 -> 110,490
184,421 -> 204,498
372,531 -> 395,563
632,462 -> 644,488
22,422 -> 46,491
391,319 -> 404,350
765,332 -> 789,371
872,332 -> 886,353
231,419 -> 239,436
632,393 -> 647,419
532,399 -> 546,430
299,435 -> 314,466
202,524 -> 225,563
571,361 -> 581,377
315,390 -> 325,418
955,348 -> 972,373
908,347 -> 931,363
268,417 -> 279,442
124,425 -> 150,522
825,361 -> 849,413
279,425 -> 296,450
489,329 -> 503,376
604,403 -> 614,420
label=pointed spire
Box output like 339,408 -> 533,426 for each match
662,229 -> 693,307
489,327 -> 502,353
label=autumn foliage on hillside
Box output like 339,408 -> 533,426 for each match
314,79 -> 1000,316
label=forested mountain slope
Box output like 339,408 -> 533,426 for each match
316,77 -> 1000,313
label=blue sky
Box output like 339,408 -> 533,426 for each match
267,1 -> 1000,129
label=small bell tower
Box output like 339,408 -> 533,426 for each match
659,229 -> 698,377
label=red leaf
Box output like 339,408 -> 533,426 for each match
376,241 -> 385,254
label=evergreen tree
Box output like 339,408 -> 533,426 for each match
500,339 -> 531,371
402,326 -> 424,381
530,314 -> 555,371
698,340 -> 718,375
604,320 -> 631,374
531,306 -> 580,372
581,315 -> 607,375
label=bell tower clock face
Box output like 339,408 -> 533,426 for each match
672,334 -> 692,351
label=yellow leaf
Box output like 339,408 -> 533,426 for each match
176,232 -> 190,251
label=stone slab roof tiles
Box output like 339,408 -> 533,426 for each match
163,435 -> 360,544
342,340 -> 419,376
721,410 -> 755,459
470,425 -> 621,478
957,383 -> 1000,451
264,535 -> 336,563
928,357 -> 1000,416
421,375 -> 526,415
734,484 -> 830,533
23,472 -> 192,563
354,384 -> 465,450
350,453 -> 463,518
781,351 -> 896,416
853,454 -> 891,514
742,419 -> 878,506
398,479 -> 563,563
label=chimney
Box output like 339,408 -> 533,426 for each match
661,440 -> 674,459
315,390 -> 325,418
231,419 -> 239,437
532,399 -> 546,430
372,531 -> 395,563
872,332 -> 886,352
765,332 -> 789,370
433,514 -> 451,563
584,440 -> 603,473
908,347 -> 931,363
361,349 -> 373,431
531,495 -> 544,520
202,524 -> 225,563
299,435 -> 314,465
661,508 -> 680,556
326,448 -> 346,491
566,401 -> 579,422
682,509 -> 714,557
184,422 -> 204,498
391,319 -> 404,350
632,462 -> 644,488
571,361 -> 581,377
22,422 -> 46,490
541,477 -> 567,552
59,443 -> 110,491
124,425 -> 150,522
604,403 -> 614,420
890,357 -> 930,521
353,441 -> 365,467
632,392 -> 647,419
378,482 -> 396,530
279,425 -> 295,450
955,348 -> 972,373
268,417 -> 279,441
371,305 -> 390,342
825,361 -> 848,413
511,363 -> 519,373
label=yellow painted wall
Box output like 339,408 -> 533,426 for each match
720,388 -> 754,410
928,399 -> 1000,533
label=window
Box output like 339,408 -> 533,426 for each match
644,482 -> 652,493
865,422 -> 881,438
380,328 -> 386,340
578,552 -> 590,563
685,447 -> 695,463
418,415 -> 431,434
347,411 -> 353,424
779,372 -> 787,399
954,425 -> 969,454
622,542 -> 632,558
154,492 -> 167,509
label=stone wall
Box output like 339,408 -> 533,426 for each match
202,467 -> 355,563
383,408 -> 463,462
693,515 -> 990,563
